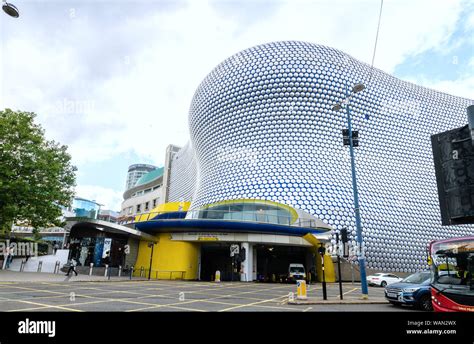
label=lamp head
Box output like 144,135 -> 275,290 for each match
2,2 -> 19,18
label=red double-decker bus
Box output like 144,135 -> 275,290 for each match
429,236 -> 474,312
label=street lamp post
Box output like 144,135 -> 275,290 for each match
333,83 -> 369,299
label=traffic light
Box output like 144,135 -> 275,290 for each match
342,129 -> 359,147
431,120 -> 474,225
318,245 -> 326,255
239,247 -> 246,262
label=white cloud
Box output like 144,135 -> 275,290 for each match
406,74 -> 474,100
1,0 -> 471,193
469,56 -> 474,67
75,185 -> 123,211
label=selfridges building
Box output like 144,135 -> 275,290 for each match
166,41 -> 474,273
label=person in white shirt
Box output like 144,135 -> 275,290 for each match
65,258 -> 78,276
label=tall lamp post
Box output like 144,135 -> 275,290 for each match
332,82 -> 369,299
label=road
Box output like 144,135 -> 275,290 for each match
0,280 -> 420,312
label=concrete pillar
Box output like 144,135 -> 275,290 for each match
240,243 -> 252,282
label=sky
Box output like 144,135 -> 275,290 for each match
1,0 -> 473,211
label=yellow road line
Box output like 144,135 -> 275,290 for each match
157,305 -> 207,312
12,299 -> 83,312
218,295 -> 288,312
8,299 -> 113,312
127,284 -> 290,312
1,281 -> 313,312
343,287 -> 358,296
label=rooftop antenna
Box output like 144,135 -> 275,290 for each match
365,0 -> 384,88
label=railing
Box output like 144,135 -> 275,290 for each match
187,209 -> 323,228
120,209 -> 324,229
118,211 -> 175,225
131,267 -> 186,280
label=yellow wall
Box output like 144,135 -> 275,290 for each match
303,233 -> 336,283
314,249 -> 336,283
135,233 -> 199,280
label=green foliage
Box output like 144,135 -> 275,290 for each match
0,109 -> 77,234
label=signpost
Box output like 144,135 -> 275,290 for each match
318,244 -> 327,300
336,233 -> 344,300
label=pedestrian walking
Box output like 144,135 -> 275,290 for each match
5,245 -> 14,269
53,242 -> 59,255
65,258 -> 78,276
3,246 -> 11,269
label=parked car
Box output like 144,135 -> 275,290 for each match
287,263 -> 306,282
367,273 -> 403,287
384,271 -> 432,311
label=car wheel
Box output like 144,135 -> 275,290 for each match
380,281 -> 387,287
419,295 -> 433,312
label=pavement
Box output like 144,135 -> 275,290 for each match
0,271 -> 419,312
288,284 -> 387,305
0,270 -> 133,282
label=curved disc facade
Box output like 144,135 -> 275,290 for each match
172,41 -> 474,272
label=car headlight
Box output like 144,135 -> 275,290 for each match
402,288 -> 419,293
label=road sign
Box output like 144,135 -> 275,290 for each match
230,244 -> 239,257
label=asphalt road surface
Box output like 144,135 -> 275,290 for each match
0,280 -> 419,312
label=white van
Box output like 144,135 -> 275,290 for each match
288,263 -> 306,282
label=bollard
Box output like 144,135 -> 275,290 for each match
118,265 -> 122,277
108,265 -> 111,280
37,261 -> 43,273
296,280 -> 307,300
20,260 -> 25,272
54,261 -> 60,274
104,264 -> 109,277
130,266 -> 134,280
89,263 -> 94,276
215,270 -> 221,283
140,266 -> 144,278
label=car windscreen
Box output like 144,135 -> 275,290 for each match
290,267 -> 304,273
402,272 -> 431,284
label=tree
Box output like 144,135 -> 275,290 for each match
0,109 -> 77,234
